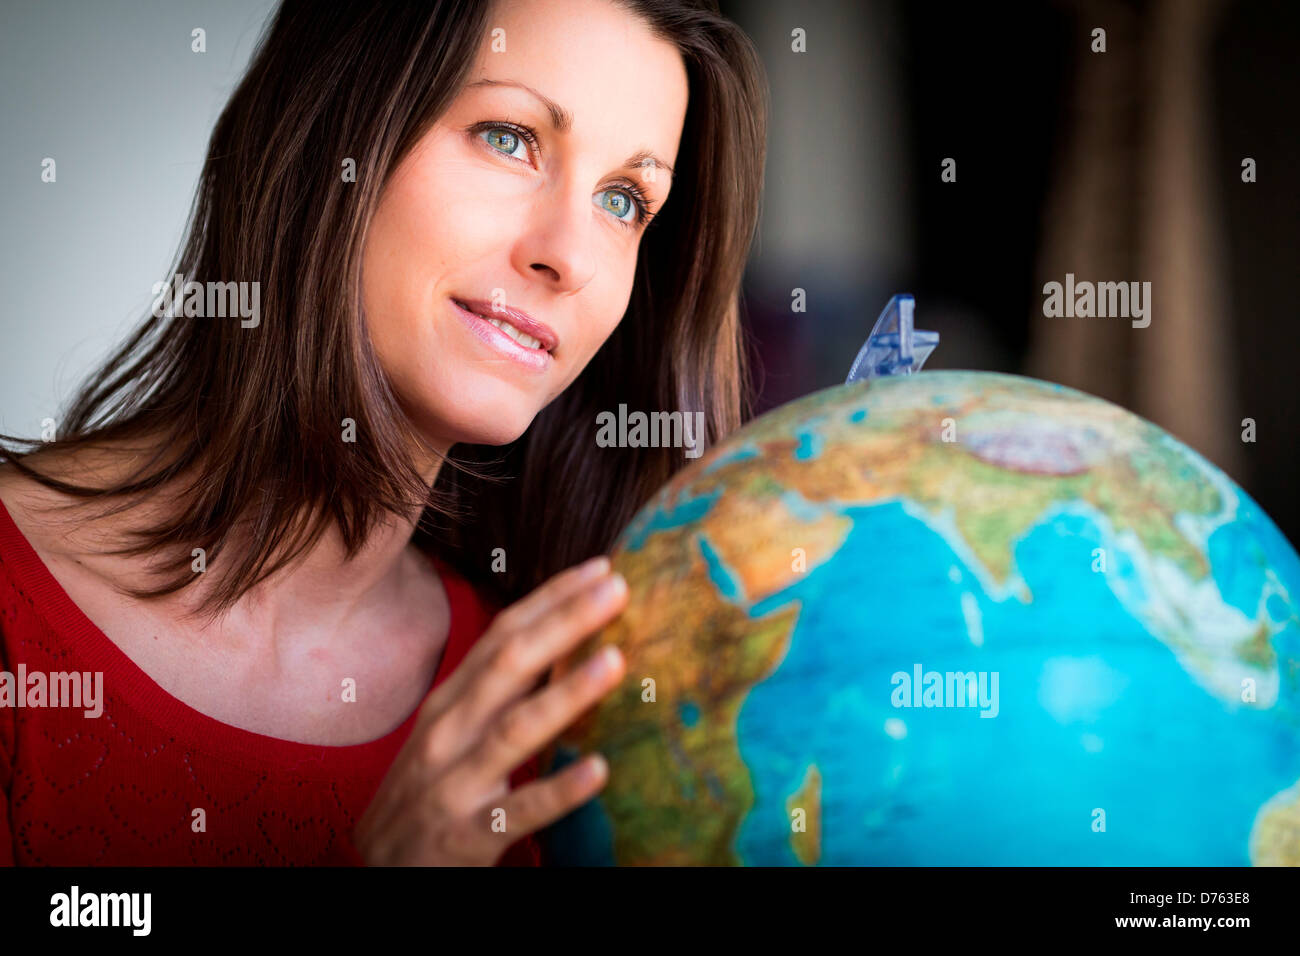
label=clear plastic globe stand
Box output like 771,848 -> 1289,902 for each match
845,294 -> 940,382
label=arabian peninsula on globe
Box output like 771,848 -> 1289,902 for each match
542,370 -> 1300,866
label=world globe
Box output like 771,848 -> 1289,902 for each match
540,370 -> 1300,865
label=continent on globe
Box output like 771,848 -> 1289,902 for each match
542,371 -> 1300,867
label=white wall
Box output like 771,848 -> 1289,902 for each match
0,0 -> 278,439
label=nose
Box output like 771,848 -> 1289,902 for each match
513,180 -> 598,295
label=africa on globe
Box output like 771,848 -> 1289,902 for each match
542,371 -> 1300,866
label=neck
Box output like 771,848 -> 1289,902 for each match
181,445 -> 452,638
17,436 -> 452,646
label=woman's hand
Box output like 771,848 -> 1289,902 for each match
352,555 -> 628,865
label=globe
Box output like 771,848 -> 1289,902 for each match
540,370 -> 1300,866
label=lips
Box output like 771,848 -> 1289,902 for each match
450,297 -> 555,372
451,298 -> 558,352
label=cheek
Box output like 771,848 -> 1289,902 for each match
600,252 -> 639,334
552,262 -> 637,393
367,164 -> 505,313
364,134 -> 645,390
363,156 -> 527,390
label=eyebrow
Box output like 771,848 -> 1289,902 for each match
465,78 -> 676,181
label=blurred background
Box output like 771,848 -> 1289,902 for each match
723,0 -> 1298,545
1,0 -> 1296,542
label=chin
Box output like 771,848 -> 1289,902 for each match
408,383 -> 542,449
457,416 -> 534,447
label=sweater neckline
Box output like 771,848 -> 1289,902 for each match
0,492 -> 462,775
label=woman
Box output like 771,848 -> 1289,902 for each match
0,0 -> 765,865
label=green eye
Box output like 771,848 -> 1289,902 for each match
481,127 -> 526,160
595,188 -> 637,222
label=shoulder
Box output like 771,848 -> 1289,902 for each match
427,552 -> 502,626
0,456 -> 98,565
0,460 -> 128,605
0,461 -> 55,585
419,551 -> 504,684
0,461 -> 45,541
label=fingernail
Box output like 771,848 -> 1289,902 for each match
592,572 -> 626,601
584,645 -> 622,680
577,555 -> 611,580
581,753 -> 607,785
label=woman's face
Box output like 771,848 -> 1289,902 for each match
363,0 -> 689,452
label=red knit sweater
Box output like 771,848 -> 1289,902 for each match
0,497 -> 540,866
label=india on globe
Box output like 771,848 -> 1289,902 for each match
540,370 -> 1300,866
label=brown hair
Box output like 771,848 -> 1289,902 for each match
0,0 -> 767,619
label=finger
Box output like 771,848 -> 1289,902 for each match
413,556 -> 611,726
441,642 -> 625,795
491,555 -> 612,632
430,575 -> 627,757
445,752 -> 611,864
419,573 -> 628,767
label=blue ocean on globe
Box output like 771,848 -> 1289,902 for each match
543,372 -> 1300,866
